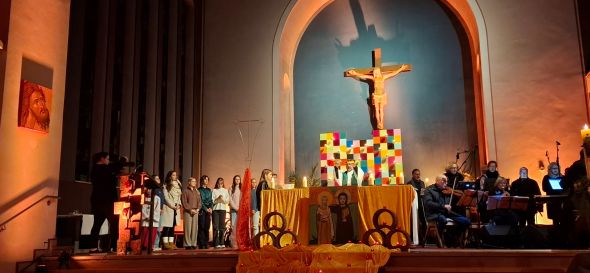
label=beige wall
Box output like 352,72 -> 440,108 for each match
0,0 -> 70,271
477,0 -> 586,182
202,0 -> 289,181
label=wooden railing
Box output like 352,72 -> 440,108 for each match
0,195 -> 60,232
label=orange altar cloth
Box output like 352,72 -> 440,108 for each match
236,244 -> 396,273
259,186 -> 415,246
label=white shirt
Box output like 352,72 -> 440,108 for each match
212,188 -> 230,211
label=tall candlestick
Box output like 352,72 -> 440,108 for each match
302,176 -> 308,188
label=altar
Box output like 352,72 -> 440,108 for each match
259,185 -> 418,246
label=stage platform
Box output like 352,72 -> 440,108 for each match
33,247 -> 590,273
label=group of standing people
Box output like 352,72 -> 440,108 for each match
89,151 -> 277,252
142,173 -> 234,250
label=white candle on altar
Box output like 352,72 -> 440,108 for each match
400,172 -> 404,185
368,172 -> 375,186
270,176 -> 275,189
582,124 -> 590,141
302,176 -> 308,188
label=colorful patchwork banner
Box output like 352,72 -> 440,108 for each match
320,129 -> 403,185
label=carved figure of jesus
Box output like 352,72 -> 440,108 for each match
344,48 -> 411,130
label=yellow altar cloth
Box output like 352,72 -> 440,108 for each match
259,186 -> 415,246
236,244 -> 396,273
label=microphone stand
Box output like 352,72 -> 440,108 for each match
458,147 -> 476,176
555,141 -> 561,170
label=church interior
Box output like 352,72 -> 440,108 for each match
1,0 -> 590,272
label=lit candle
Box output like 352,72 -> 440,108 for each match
399,171 -> 404,185
368,172 -> 375,186
582,124 -> 590,141
270,176 -> 275,189
302,176 -> 308,188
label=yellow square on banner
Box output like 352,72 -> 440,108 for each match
396,163 -> 403,176
327,133 -> 333,140
394,135 -> 401,142
320,134 -> 327,141
381,150 -> 387,157
368,160 -> 374,167
380,130 -> 387,137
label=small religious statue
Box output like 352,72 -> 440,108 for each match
344,48 -> 411,130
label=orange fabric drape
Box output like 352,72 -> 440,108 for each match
236,244 -> 313,273
236,244 -> 396,273
259,186 -> 414,246
356,186 -> 414,245
260,188 -> 310,246
310,243 -> 395,273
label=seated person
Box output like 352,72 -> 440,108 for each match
424,175 -> 471,246
476,161 -> 500,223
444,163 -> 465,215
510,167 -> 541,228
487,177 -> 518,227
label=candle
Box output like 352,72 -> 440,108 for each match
302,176 -> 308,188
582,124 -> 590,141
368,172 -> 375,186
399,171 -> 404,185
270,176 -> 275,189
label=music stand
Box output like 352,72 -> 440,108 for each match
486,196 -> 528,211
457,189 -> 486,207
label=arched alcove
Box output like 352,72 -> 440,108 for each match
271,0 -> 493,182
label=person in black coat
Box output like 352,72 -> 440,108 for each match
510,167 -> 541,228
406,169 -> 426,244
475,161 -> 500,223
255,169 -> 272,212
542,162 -> 566,226
423,175 -> 470,247
90,152 -> 119,252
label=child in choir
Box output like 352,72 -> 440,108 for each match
212,177 -> 230,248
182,177 -> 201,249
197,175 -> 213,249
161,170 -> 182,250
141,188 -> 161,251
229,175 -> 242,248
151,175 -> 165,251
251,178 -> 260,236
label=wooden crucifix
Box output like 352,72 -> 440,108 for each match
344,48 -> 412,130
